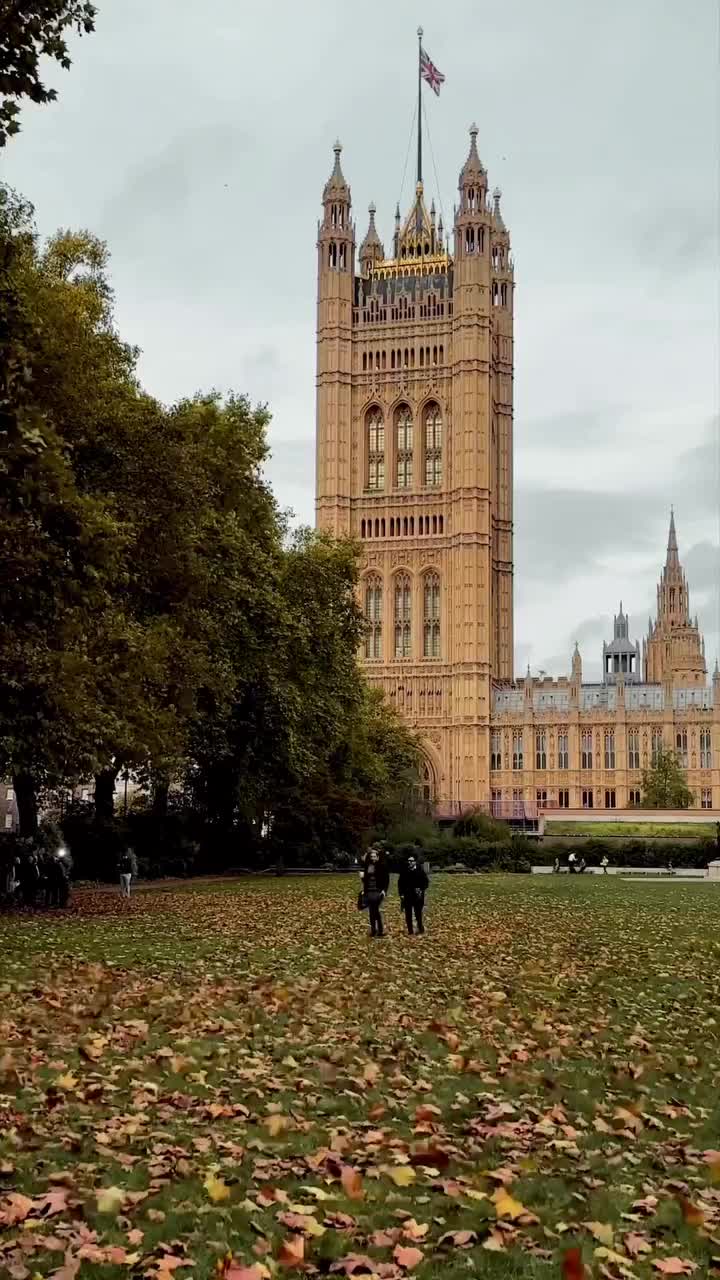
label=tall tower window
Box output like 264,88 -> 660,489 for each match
424,403 -> 442,487
535,730 -> 547,770
395,405 -> 413,488
675,728 -> 688,768
394,574 -> 412,658
557,730 -> 569,770
628,729 -> 640,769
364,575 -> 383,660
512,731 -> 523,771
490,731 -> 502,770
700,728 -> 712,769
367,408 -> 385,491
581,730 -> 593,769
651,729 -> 663,764
604,730 -> 616,769
422,572 -> 441,658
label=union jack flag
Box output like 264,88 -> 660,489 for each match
420,46 -> 445,96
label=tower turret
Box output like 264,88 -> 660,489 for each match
316,141 -> 355,536
359,202 -> 384,275
602,602 -> 641,684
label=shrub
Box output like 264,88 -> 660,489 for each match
452,810 -> 511,843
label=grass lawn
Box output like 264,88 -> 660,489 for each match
1,875 -> 719,1279
544,820 -> 716,839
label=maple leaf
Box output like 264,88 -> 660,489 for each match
562,1247 -> 587,1279
223,1266 -> 271,1280
95,1185 -> 126,1215
384,1165 -> 416,1187
584,1220 -> 615,1247
277,1234 -> 305,1268
340,1165 -> 364,1200
438,1229 -> 477,1247
393,1244 -> 424,1270
204,1172 -> 231,1203
652,1261 -> 697,1275
414,1104 -> 442,1123
492,1187 -> 526,1220
676,1194 -> 705,1227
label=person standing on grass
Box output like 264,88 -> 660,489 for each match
398,854 -> 429,936
360,846 -> 389,938
601,854 -> 609,875
568,850 -> 577,874
118,845 -> 135,898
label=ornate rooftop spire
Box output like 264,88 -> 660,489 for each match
359,201 -> 384,268
323,139 -> 349,201
459,122 -> 485,185
666,507 -> 679,569
492,186 -> 506,230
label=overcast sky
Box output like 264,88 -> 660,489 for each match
4,0 -> 719,681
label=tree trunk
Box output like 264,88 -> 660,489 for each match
152,777 -> 170,817
13,772 -> 38,838
94,768 -> 119,821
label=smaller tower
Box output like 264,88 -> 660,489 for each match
602,602 -> 641,684
359,202 -> 384,275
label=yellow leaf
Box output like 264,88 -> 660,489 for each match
386,1165 -> 416,1187
204,1172 -> 231,1203
585,1221 -> 615,1247
492,1188 -> 526,1220
264,1113 -> 289,1137
304,1217 -> 326,1237
304,1187 -> 332,1201
96,1185 -> 126,1215
55,1072 -> 78,1091
464,1189 -> 489,1202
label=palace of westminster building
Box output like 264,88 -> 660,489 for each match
315,130 -> 719,815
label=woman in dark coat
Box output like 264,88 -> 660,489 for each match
398,854 -> 429,935
360,846 -> 390,938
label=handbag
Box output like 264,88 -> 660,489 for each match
357,891 -> 367,911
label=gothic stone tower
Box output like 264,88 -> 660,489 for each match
643,510 -> 707,687
316,129 -> 514,807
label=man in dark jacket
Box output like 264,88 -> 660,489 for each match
398,854 -> 429,935
360,847 -> 390,937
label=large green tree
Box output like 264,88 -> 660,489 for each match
640,746 -> 695,809
0,1 -> 96,146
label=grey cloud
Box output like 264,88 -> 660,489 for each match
514,489 -> 665,580
683,541 -> 720,594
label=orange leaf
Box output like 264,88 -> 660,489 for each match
676,1194 -> 705,1227
414,1104 -> 442,1123
277,1235 -> 305,1268
393,1244 -> 424,1270
340,1165 -> 364,1200
652,1260 -> 698,1275
562,1247 -> 586,1280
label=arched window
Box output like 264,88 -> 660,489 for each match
395,404 -> 413,488
424,403 -> 442,486
422,761 -> 436,804
394,573 -> 412,658
367,408 -> 385,490
423,572 -> 441,658
364,575 -> 383,660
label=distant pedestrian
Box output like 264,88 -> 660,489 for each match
578,856 -> 587,875
568,851 -> 577,875
118,846 -> 135,898
19,851 -> 41,907
360,846 -> 389,938
552,857 -> 560,874
600,855 -> 609,875
398,854 -> 428,935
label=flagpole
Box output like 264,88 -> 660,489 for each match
417,26 -> 423,186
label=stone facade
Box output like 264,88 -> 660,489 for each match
315,130 -> 719,815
